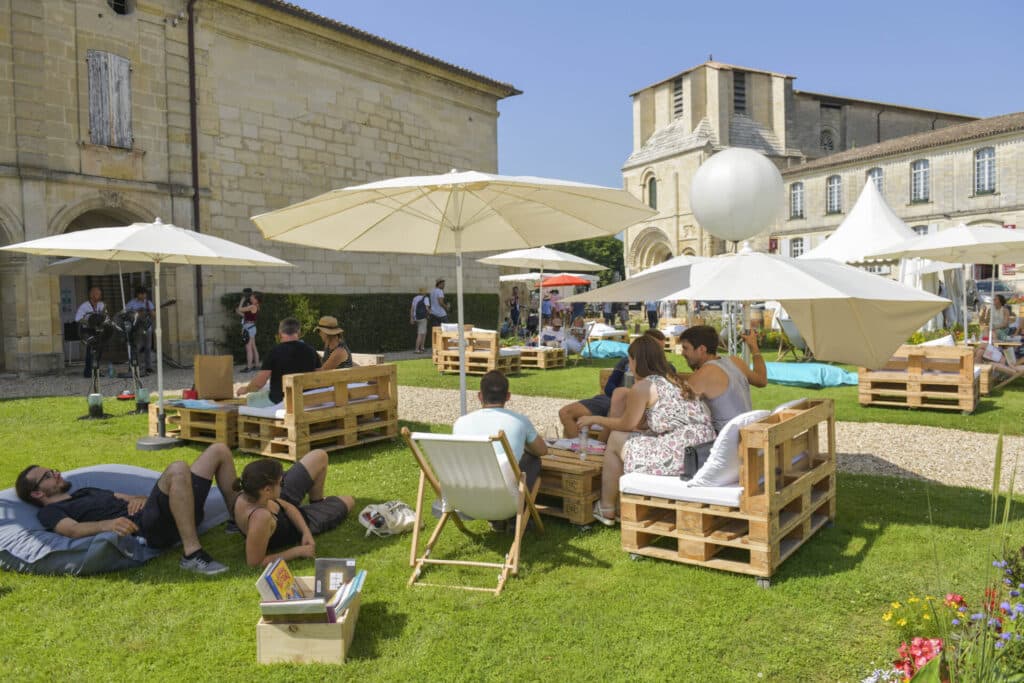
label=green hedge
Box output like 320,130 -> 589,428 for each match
220,291 -> 499,359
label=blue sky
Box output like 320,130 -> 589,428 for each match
299,0 -> 1023,188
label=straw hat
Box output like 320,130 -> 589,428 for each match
315,315 -> 343,335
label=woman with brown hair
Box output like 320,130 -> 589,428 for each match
577,334 -> 714,525
315,315 -> 353,370
232,450 -> 355,567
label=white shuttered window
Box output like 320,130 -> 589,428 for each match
88,50 -> 132,149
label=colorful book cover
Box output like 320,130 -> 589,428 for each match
264,558 -> 303,600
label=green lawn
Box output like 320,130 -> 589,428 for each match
395,351 -> 1024,436
0,396 -> 1020,680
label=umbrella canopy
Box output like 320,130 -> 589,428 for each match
569,246 -> 948,368
477,246 -> 605,272
47,256 -> 158,310
867,223 -> 1024,340
252,170 -> 655,414
2,218 -> 291,445
798,180 -> 917,264
541,274 -> 591,288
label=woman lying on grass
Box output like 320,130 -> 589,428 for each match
232,450 -> 355,567
576,334 -> 714,526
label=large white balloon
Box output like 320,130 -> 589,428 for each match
689,148 -> 784,243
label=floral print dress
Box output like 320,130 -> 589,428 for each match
621,374 -> 715,476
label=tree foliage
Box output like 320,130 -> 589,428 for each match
549,236 -> 624,286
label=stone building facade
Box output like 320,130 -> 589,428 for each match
621,61 -> 973,274
772,112 -> 1024,284
0,0 -> 517,374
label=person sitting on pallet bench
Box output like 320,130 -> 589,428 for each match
236,317 -> 321,404
314,315 -> 353,370
557,329 -> 667,438
15,444 -> 239,575
576,335 -> 715,526
678,325 -> 767,433
453,370 -> 548,532
232,450 -> 355,567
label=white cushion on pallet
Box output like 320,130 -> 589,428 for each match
619,472 -> 742,508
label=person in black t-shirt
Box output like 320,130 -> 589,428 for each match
236,316 -> 321,404
14,443 -> 239,575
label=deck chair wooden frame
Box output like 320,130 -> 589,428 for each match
570,320 -> 596,367
777,318 -> 814,362
401,427 -> 544,596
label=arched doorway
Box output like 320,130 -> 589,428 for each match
629,226 -> 674,274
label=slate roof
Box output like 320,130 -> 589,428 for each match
246,1 -> 521,97
728,114 -> 784,156
623,117 -> 717,169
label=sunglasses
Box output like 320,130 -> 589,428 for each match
33,468 -> 57,491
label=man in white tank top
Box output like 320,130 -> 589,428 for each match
678,325 -> 768,433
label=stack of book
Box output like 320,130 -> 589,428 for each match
257,557 -> 366,624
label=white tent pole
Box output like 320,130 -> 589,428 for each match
989,263 -> 996,342
962,263 -> 969,341
455,228 -> 467,416
154,259 -> 165,435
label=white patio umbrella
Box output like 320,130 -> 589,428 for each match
867,224 -> 1024,342
252,170 -> 655,414
2,218 -> 291,448
568,245 -> 949,368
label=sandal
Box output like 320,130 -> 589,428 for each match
592,502 -> 619,527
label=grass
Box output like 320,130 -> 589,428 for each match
395,351 -> 1024,436
1,396 -> 1022,680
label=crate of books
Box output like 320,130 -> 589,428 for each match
255,557 -> 366,665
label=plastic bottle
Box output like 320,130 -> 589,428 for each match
578,425 -> 589,461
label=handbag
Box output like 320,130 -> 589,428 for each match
679,440 -> 715,481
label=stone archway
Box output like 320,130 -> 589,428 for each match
629,226 -> 674,274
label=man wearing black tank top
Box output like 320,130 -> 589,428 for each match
678,325 -> 767,433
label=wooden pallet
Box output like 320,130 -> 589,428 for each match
148,399 -> 243,447
517,346 -> 567,370
619,399 -> 836,580
534,450 -> 603,525
238,365 -> 398,461
433,327 -> 521,376
858,345 -> 979,413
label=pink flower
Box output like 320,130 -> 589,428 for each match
944,593 -> 965,608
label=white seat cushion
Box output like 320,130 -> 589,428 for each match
620,472 -> 742,507
686,409 -> 770,487
918,334 -> 955,347
498,348 -> 521,357
238,383 -> 377,419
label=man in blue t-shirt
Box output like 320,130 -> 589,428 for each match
453,371 -> 547,530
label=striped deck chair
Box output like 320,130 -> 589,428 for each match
401,428 -> 544,596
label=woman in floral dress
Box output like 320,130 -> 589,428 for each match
577,334 -> 714,525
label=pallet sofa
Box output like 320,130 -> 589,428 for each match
858,344 -> 991,413
237,365 -> 398,461
619,398 -> 836,585
432,325 -> 521,375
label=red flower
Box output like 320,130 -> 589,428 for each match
944,593 -> 965,608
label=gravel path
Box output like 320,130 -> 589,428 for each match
3,365 -> 1021,493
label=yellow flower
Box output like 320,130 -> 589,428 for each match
891,602 -> 902,609
897,618 -> 908,627
923,614 -> 931,621
883,612 -> 893,622
908,597 -> 920,604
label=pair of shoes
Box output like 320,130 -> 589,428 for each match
224,520 -> 241,535
592,502 -> 619,527
180,549 -> 228,575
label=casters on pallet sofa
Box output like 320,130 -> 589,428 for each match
755,577 -> 771,589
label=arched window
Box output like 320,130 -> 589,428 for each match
820,128 -> 836,152
910,160 -> 930,202
867,167 -> 883,193
789,182 -> 804,219
647,177 -> 657,210
974,147 -> 996,194
789,237 -> 805,257
826,175 -> 842,214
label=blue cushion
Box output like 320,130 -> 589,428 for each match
765,362 -> 858,389
581,340 -> 630,359
0,464 -> 229,575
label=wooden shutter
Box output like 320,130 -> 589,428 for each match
88,50 -> 132,148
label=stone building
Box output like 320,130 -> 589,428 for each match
0,0 -> 518,374
621,61 -> 974,274
773,112 -> 1024,283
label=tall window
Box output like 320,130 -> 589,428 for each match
912,225 -> 929,236
647,177 -> 657,210
867,167 -> 883,193
790,182 -> 804,219
733,71 -> 747,114
107,0 -> 135,14
911,160 -> 930,202
826,175 -> 842,213
87,50 -> 132,148
672,77 -> 684,119
820,128 -> 836,152
790,237 -> 804,258
974,147 -> 996,194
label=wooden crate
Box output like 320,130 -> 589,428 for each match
534,450 -> 603,525
858,345 -> 978,413
433,327 -> 521,375
517,346 -> 567,370
148,399 -> 243,447
620,399 -> 836,580
238,365 -> 398,461
256,577 -> 361,665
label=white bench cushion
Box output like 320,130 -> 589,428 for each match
620,472 -> 742,507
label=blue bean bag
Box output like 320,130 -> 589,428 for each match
0,464 -> 229,575
581,340 -> 630,359
765,362 -> 859,389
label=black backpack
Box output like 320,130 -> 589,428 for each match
415,296 -> 428,320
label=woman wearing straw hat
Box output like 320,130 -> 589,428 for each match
315,315 -> 353,370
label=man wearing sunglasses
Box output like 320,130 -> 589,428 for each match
15,443 -> 239,575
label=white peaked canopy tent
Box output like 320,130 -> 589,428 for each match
1,219 -> 292,449
480,246 -> 605,323
251,170 -> 655,415
798,180 -> 917,264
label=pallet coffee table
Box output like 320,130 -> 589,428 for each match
149,398 -> 244,447
534,448 -> 603,526
513,346 -> 567,370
